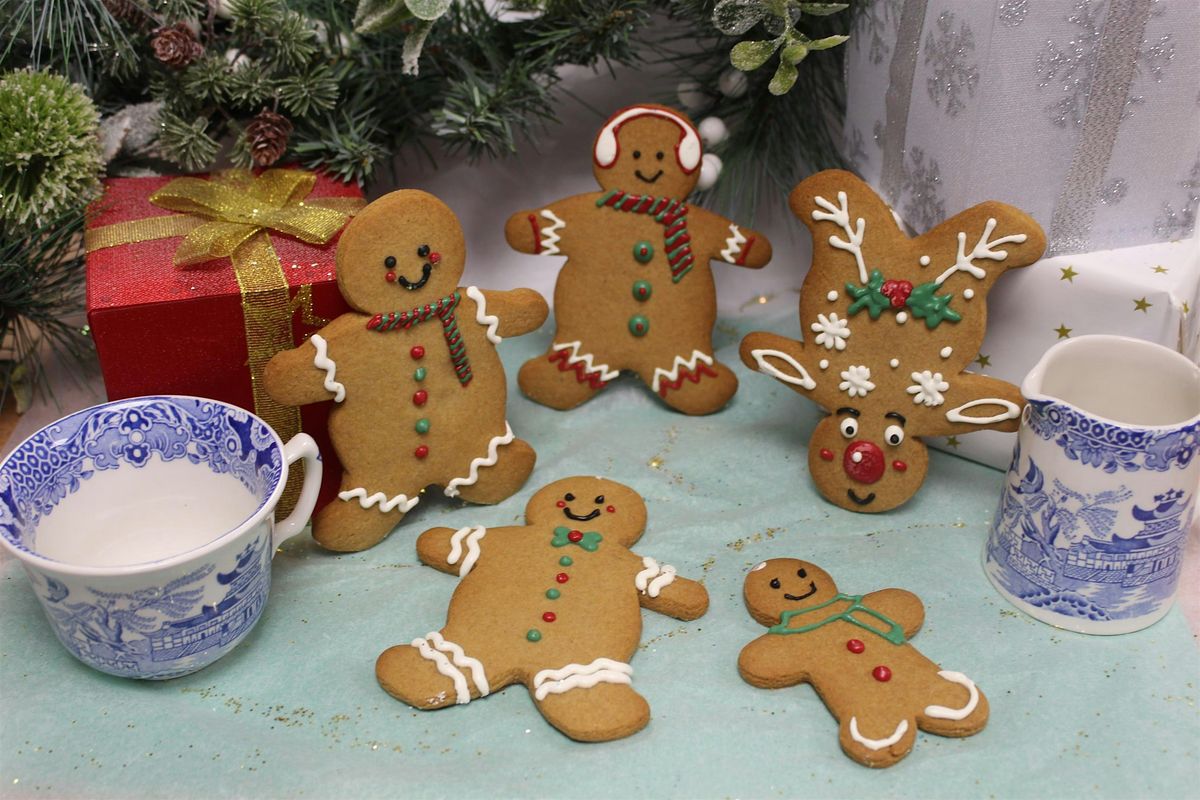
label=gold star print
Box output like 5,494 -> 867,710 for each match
975,353 -> 992,368
1133,297 -> 1152,312
945,436 -> 961,449
1060,266 -> 1079,282
1152,265 -> 1168,274
1054,324 -> 1072,339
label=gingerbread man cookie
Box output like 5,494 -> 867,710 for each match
740,169 -> 1046,512
738,558 -> 989,768
505,104 -> 773,415
263,190 -> 548,552
376,477 -> 709,742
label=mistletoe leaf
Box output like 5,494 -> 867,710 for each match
806,34 -> 850,51
712,0 -> 769,36
798,3 -> 849,16
730,39 -> 781,72
353,0 -> 413,34
769,58 -> 798,95
406,0 -> 454,21
781,42 -> 809,65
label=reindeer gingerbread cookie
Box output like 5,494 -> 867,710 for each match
505,104 -> 773,415
263,190 -> 548,552
740,170 -> 1046,512
739,559 -> 989,768
375,477 -> 709,742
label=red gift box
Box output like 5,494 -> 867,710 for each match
85,168 -> 364,514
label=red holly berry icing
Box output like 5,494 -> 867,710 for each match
872,665 -> 892,682
881,279 -> 914,309
567,530 -> 583,543
846,639 -> 865,654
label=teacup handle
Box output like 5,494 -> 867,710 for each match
273,433 -> 323,551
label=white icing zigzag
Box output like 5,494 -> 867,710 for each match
444,422 -> 515,498
812,191 -> 868,283
465,286 -> 501,344
935,217 -> 1027,286
923,670 -> 979,721
720,224 -> 746,263
308,334 -> 346,403
410,632 -> 489,704
446,525 -> 487,577
634,556 -> 677,598
532,658 -> 633,701
944,397 -> 1021,425
848,717 -> 909,751
551,342 -> 620,382
751,349 -> 816,390
338,487 -> 419,514
539,209 -> 566,255
651,350 -> 714,393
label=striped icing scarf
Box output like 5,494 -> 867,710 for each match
367,292 -> 471,385
595,189 -> 693,282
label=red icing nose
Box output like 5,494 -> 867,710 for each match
429,252 -> 441,264
843,441 -> 885,484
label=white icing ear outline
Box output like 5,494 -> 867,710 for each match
594,106 -> 701,174
750,561 -> 768,572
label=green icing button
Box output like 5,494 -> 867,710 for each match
628,315 -> 649,337
413,366 -> 426,382
526,629 -> 542,642
559,556 -> 573,566
632,280 -> 652,301
633,241 -> 654,263
545,588 -> 560,599
414,418 -> 430,434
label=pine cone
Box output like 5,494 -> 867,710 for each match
151,23 -> 203,69
245,109 -> 293,167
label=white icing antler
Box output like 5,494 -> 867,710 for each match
934,217 -> 1027,286
812,191 -> 868,283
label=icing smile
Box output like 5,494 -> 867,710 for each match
563,507 -> 600,522
634,169 -> 663,184
847,489 -> 876,506
784,583 -> 818,602
397,262 -> 433,291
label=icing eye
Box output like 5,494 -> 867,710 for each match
839,417 -> 858,439
417,244 -> 430,258
769,578 -> 781,589
797,568 -> 807,578
656,151 -> 664,160
633,150 -> 642,159
564,493 -> 575,502
384,255 -> 396,269
594,495 -> 605,504
885,425 -> 905,446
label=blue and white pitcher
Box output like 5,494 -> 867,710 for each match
984,335 -> 1200,635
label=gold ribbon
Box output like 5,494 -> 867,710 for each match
85,169 -> 366,515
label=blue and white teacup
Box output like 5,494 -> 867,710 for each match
985,336 -> 1200,635
0,396 -> 321,678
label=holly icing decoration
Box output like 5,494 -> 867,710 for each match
845,269 -> 962,329
551,526 -> 603,552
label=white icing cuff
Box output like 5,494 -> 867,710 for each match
338,487 -> 418,514
634,556 -> 677,598
533,658 -> 633,701
720,224 -> 746,263
551,342 -> 619,382
651,350 -> 714,394
923,670 -> 980,721
446,526 -> 487,577
465,286 -> 501,344
538,209 -> 565,255
848,717 -> 909,751
750,349 -> 816,390
309,334 -> 346,403
444,423 -> 515,498
410,632 -> 489,704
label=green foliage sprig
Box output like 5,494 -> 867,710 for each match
714,1 -> 848,95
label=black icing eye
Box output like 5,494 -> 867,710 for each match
564,493 -> 575,502
797,568 -> 807,579
594,495 -> 605,504
417,244 -> 430,258
656,151 -> 664,160
384,255 -> 396,269
769,578 -> 781,589
633,150 -> 642,159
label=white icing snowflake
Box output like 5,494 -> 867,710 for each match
839,365 -> 875,398
811,312 -> 851,351
907,370 -> 950,407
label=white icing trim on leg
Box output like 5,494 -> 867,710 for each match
720,224 -> 746,263
443,423 -> 515,499
750,349 -> 817,390
923,670 -> 979,721
551,341 -> 620,382
309,334 -> 346,403
446,526 -> 487,577
533,658 -> 633,701
423,632 -> 489,699
410,633 -> 489,705
848,717 -> 909,751
338,488 -> 419,514
944,398 -> 1021,426
634,556 -> 677,598
539,209 -> 565,255
465,286 -> 501,344
651,350 -> 714,393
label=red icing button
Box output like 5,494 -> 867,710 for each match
872,665 -> 892,682
555,573 -> 569,584
413,389 -> 428,406
414,445 -> 429,459
846,639 -> 865,654
843,441 -> 886,484
819,448 -> 835,461
385,271 -> 397,283
567,530 -> 583,543
606,505 -> 616,513
542,612 -> 556,623
892,460 -> 908,472
556,500 -> 566,508
410,345 -> 425,360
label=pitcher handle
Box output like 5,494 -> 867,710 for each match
273,433 -> 323,551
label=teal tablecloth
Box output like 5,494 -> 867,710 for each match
2,314 -> 1197,798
